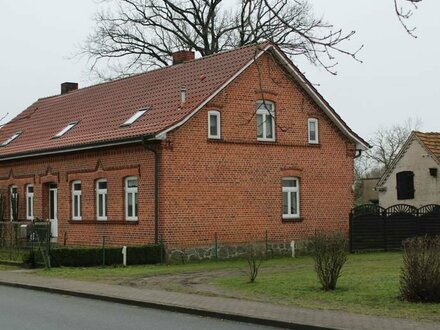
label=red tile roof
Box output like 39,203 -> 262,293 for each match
415,131 -> 440,161
0,42 -> 367,160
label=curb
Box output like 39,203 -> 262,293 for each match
0,281 -> 336,330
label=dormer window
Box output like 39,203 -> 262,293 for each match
121,108 -> 149,127
54,122 -> 78,138
1,132 -> 22,146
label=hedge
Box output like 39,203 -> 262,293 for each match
48,244 -> 164,267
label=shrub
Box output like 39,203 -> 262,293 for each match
244,245 -> 264,283
310,232 -> 348,291
23,250 -> 37,268
49,244 -> 164,267
400,236 -> 440,303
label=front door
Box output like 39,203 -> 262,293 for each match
48,184 -> 58,238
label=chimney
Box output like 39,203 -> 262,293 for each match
61,82 -> 78,95
172,50 -> 195,65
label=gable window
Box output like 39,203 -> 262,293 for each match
208,111 -> 221,139
26,185 -> 34,220
72,181 -> 82,220
396,171 -> 414,200
256,101 -> 275,141
10,185 -> 18,221
121,108 -> 149,127
308,118 -> 319,144
1,132 -> 22,147
54,122 -> 78,138
125,177 -> 138,221
282,177 -> 300,219
96,179 -> 108,220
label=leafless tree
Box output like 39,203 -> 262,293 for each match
82,0 -> 362,79
356,118 -> 421,180
394,0 -> 422,38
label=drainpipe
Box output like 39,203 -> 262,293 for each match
142,136 -> 160,244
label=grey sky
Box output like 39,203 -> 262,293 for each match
1,0 -> 439,141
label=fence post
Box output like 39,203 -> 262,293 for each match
214,232 -> 218,261
102,236 -> 106,267
46,222 -> 51,269
159,235 -> 164,265
349,211 -> 353,253
383,209 -> 388,252
265,230 -> 268,259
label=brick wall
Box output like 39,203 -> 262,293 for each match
0,145 -> 156,246
0,53 -> 355,248
159,53 -> 355,247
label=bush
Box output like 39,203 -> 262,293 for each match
400,236 -> 440,303
244,245 -> 264,283
49,244 -> 164,267
310,232 -> 348,291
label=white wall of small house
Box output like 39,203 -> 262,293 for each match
379,139 -> 440,208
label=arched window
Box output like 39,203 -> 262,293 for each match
256,101 -> 275,141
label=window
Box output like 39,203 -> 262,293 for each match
10,185 -> 18,221
1,132 -> 22,147
72,181 -> 82,220
96,179 -> 108,220
26,185 -> 34,220
282,178 -> 300,219
125,177 -> 138,221
208,111 -> 221,139
396,171 -> 414,200
308,118 -> 319,144
256,101 -> 275,141
121,108 -> 149,127
53,122 -> 78,138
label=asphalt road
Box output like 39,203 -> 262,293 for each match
0,286 -> 281,330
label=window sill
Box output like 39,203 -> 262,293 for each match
282,217 -> 303,223
257,138 -> 276,143
68,220 -> 139,225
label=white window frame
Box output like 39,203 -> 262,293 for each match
26,184 -> 34,221
256,101 -> 275,141
125,177 -> 138,221
282,177 -> 300,219
1,132 -> 22,147
308,118 -> 319,144
208,110 -> 221,139
10,185 -> 18,221
72,180 -> 82,220
96,179 -> 108,221
121,108 -> 149,127
54,122 -> 78,138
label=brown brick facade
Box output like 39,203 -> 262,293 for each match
0,53 -> 355,248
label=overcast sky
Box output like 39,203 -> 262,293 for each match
0,0 -> 439,141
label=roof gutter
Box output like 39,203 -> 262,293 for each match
0,134 -> 160,162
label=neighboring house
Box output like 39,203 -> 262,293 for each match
0,43 -> 368,252
377,131 -> 440,208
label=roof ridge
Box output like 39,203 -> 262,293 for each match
36,42 -> 271,102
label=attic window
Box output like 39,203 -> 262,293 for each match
54,122 -> 78,138
121,108 -> 149,127
1,132 -> 22,146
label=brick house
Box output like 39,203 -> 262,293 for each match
377,131 -> 440,208
0,43 -> 368,252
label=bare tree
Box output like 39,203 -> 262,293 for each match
82,0 -> 362,79
394,0 -> 423,38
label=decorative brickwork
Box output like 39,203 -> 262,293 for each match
0,53 -> 355,250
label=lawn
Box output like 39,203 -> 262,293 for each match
34,252 -> 440,322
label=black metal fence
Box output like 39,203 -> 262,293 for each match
0,221 -> 51,267
349,204 -> 440,252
